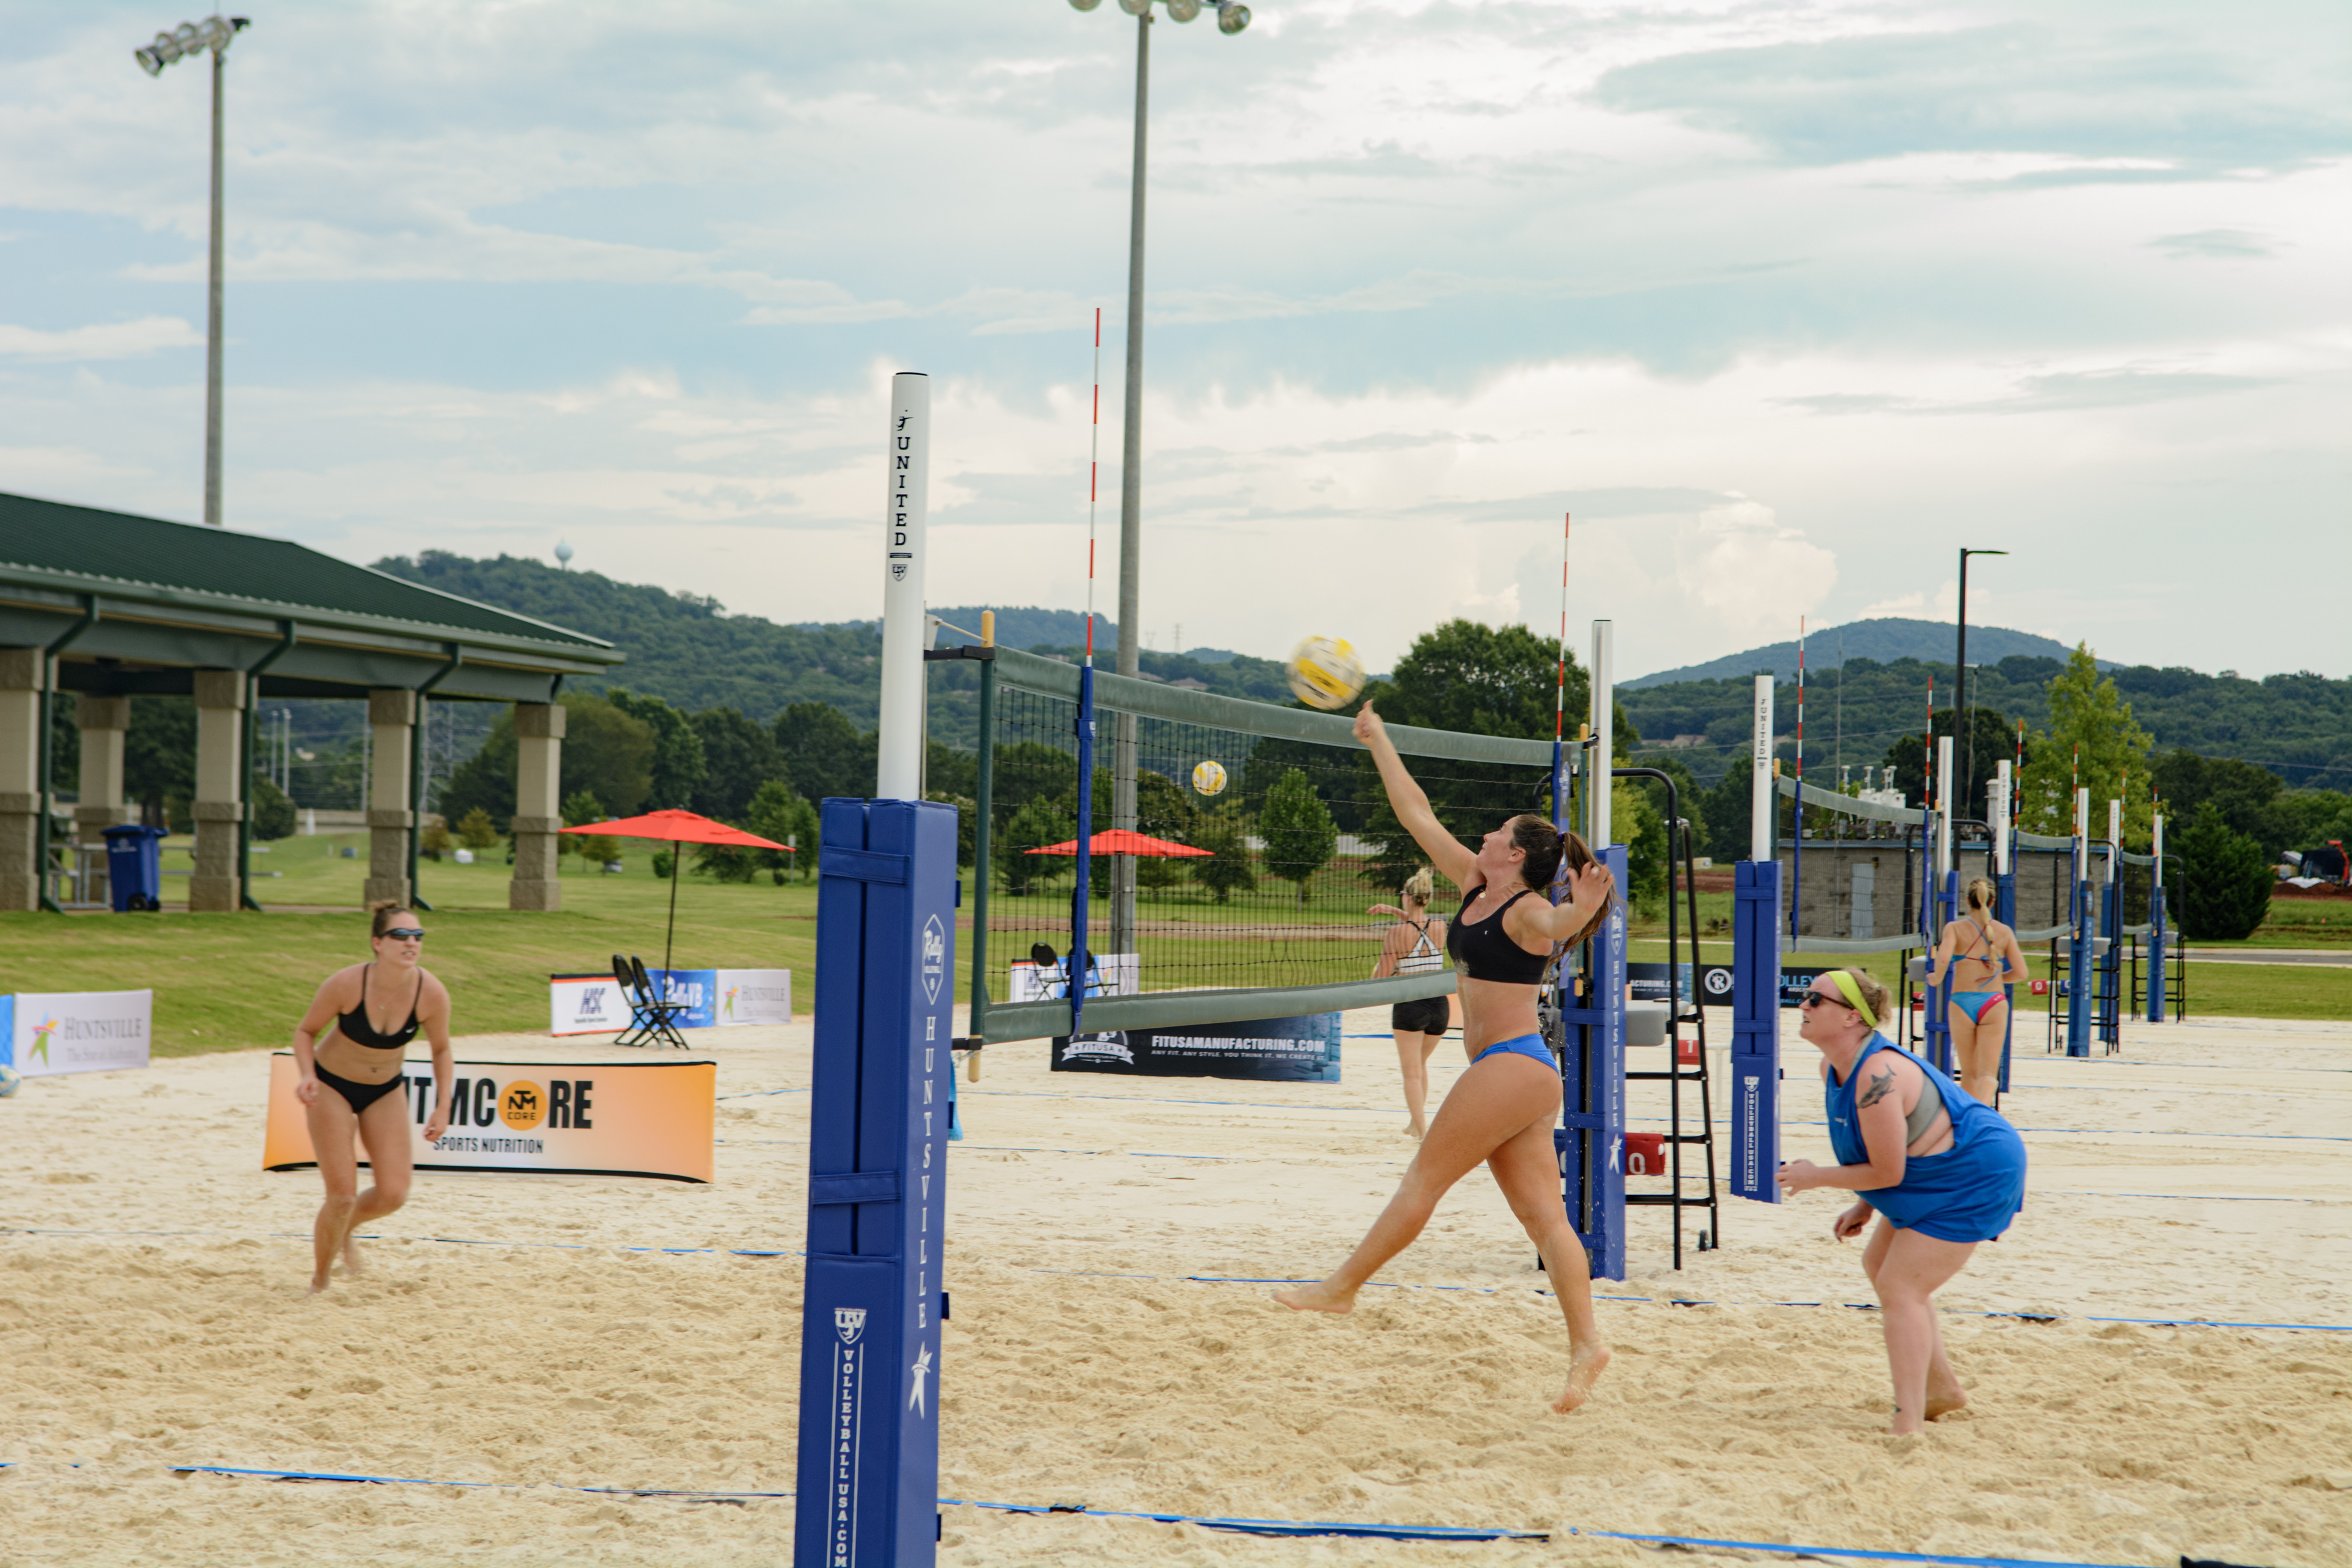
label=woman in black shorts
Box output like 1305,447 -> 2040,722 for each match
1369,867 -> 1451,1139
289,903 -> 454,1293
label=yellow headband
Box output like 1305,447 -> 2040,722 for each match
1827,970 -> 1879,1032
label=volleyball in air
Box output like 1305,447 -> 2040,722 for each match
1191,759 -> 1229,796
1285,634 -> 1365,711
0,1062 -> 20,1098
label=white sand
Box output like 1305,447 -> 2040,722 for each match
3,1008 -> 2347,1567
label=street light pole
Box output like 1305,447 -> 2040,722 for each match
1955,547 -> 2007,821
1109,7 -> 1152,956
204,41 -> 226,527
135,15 -> 251,529
1071,0 -> 1252,956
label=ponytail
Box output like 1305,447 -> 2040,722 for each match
1509,813 -> 1611,948
1965,877 -> 1997,913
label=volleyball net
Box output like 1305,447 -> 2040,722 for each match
935,642 -> 1561,1044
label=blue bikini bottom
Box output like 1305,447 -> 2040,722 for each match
1949,989 -> 2006,1024
1471,1033 -> 1556,1071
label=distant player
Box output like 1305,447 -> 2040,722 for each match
1367,866 -> 1450,1141
289,904 -> 454,1294
1777,966 -> 2027,1434
1277,702 -> 1616,1414
1925,877 -> 2029,1105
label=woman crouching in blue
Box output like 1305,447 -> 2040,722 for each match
1777,966 -> 2027,1434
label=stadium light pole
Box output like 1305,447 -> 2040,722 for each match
135,14 -> 251,528
1069,0 -> 1251,955
1955,548 -> 2006,821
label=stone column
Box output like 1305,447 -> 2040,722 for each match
74,696 -> 135,838
364,688 -> 416,907
190,669 -> 246,912
0,648 -> 40,912
510,700 -> 566,912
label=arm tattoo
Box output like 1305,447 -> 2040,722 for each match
1857,1068 -> 1897,1109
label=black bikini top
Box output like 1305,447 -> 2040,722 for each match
338,963 -> 424,1050
1445,887 -> 1550,985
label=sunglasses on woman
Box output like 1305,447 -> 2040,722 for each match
384,927 -> 426,941
1801,991 -> 1855,1012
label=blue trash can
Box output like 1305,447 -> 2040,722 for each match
102,823 -> 167,912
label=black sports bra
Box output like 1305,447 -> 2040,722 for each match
1445,887 -> 1550,985
337,963 -> 423,1050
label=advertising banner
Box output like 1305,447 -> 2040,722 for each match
1053,1011 -> 1341,1082
1627,962 -> 1733,1009
4,990 -> 152,1077
549,973 -> 627,1036
713,968 -> 792,1026
645,968 -> 719,1029
261,1054 -> 715,1182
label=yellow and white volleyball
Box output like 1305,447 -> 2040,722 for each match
0,1062 -> 20,1098
1285,634 -> 1365,711
1190,759 -> 1229,796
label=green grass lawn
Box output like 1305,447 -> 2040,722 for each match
12,841 -> 2340,1058
10,832 -> 819,1058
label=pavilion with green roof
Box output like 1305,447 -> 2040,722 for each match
0,491 -> 625,914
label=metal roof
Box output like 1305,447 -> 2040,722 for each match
0,491 -> 623,703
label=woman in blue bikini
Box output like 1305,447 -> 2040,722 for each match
1277,702 -> 1618,1414
1927,877 -> 2030,1105
1778,966 -> 2027,1434
290,904 -> 455,1294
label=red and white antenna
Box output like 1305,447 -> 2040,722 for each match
1554,512 -> 1571,741
1085,307 -> 1101,668
1925,676 -> 1936,811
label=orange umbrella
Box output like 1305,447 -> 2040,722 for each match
563,808 -> 791,973
1024,828 -> 1209,858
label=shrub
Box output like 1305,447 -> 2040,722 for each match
249,776 -> 297,841
1190,811 -> 1256,905
2176,802 -> 2272,941
457,808 -> 500,849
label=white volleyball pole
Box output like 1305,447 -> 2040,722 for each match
1935,735 -> 1955,881
1990,762 -> 2012,876
1588,619 -> 1613,848
2106,797 -> 2122,885
875,372 -> 930,801
1749,674 -> 1774,862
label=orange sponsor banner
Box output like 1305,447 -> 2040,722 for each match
262,1053 -> 715,1183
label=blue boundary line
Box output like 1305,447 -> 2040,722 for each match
129,1466 -> 2161,1562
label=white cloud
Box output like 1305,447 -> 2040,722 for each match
0,317 -> 203,360
1673,502 -> 1838,640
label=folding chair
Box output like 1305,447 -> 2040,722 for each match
612,953 -> 691,1049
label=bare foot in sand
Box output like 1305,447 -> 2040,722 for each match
1551,1342 -> 1612,1413
341,1234 -> 367,1276
1923,1383 -> 1968,1420
1404,1122 -> 1426,1142
308,1269 -> 333,1296
1273,1281 -> 1356,1315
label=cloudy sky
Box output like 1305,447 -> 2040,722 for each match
3,0 -> 2345,679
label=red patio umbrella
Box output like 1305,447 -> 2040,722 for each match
562,808 -> 791,975
1024,828 -> 1209,857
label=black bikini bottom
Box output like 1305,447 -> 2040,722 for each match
316,1063 -> 407,1116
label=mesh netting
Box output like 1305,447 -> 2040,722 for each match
978,678 -> 1554,1002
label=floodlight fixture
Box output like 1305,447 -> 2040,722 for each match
135,14 -> 246,74
1217,2 -> 1250,33
1068,0 -> 1103,9
1117,0 -> 1151,14
1166,0 -> 1201,20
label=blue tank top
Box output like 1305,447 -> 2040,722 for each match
1825,1036 -> 1996,1192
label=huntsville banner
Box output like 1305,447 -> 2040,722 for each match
0,990 -> 153,1077
549,968 -> 792,1035
261,1054 -> 715,1182
1052,1012 -> 1342,1082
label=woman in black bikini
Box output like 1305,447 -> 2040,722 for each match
291,903 -> 454,1294
1368,866 -> 1450,1141
1278,704 -> 1618,1414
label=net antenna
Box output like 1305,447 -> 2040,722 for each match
1552,512 -> 1572,879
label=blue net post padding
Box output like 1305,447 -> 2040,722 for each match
1730,858 -> 1782,1203
1557,844 -> 1629,1280
796,797 -> 958,1568
2065,848 -> 2093,1059
2146,881 -> 2167,1023
2097,872 -> 2121,1048
1069,665 -> 1094,1038
1923,868 -> 1958,1075
1994,866 -> 2017,1093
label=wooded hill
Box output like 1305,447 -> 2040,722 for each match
1620,655 -> 2351,793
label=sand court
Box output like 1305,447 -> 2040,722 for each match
3,1010 -> 2347,1566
